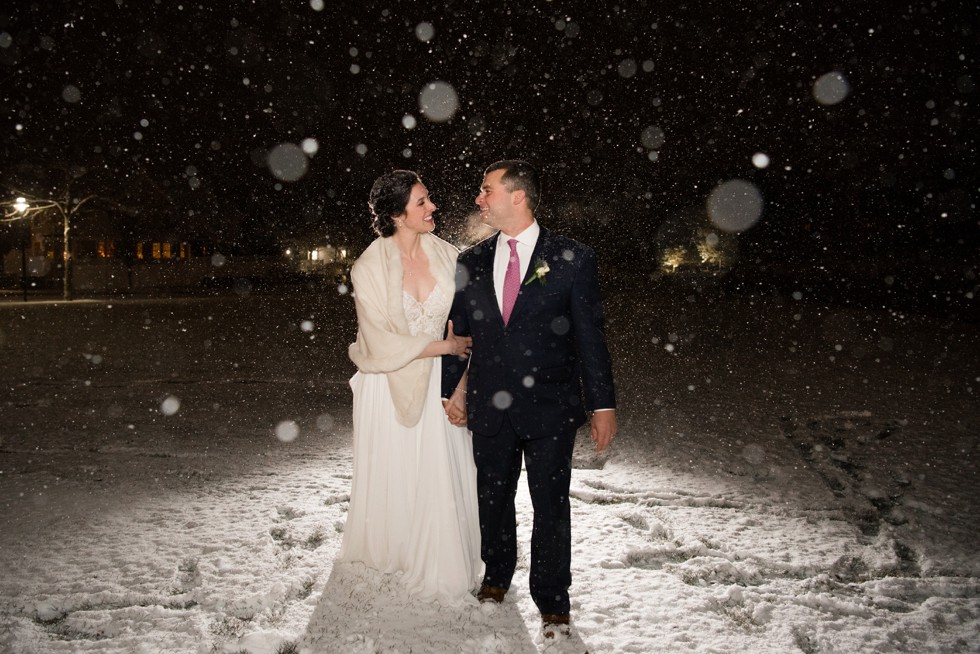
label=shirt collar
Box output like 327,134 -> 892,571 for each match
496,220 -> 539,249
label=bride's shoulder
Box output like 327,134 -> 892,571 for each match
423,233 -> 462,257
350,238 -> 385,274
356,238 -> 386,260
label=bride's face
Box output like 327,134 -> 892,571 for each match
398,183 -> 437,234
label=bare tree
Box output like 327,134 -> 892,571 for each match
2,161 -> 172,299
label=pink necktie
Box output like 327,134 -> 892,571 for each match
502,238 -> 520,325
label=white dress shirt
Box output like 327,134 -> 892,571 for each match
492,221 -> 540,315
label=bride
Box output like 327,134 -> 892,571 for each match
340,169 -> 483,606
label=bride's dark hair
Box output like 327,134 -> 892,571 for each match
368,170 -> 421,237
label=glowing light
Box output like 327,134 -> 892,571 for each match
492,391 -> 513,410
662,247 -> 688,272
813,72 -> 849,105
707,179 -> 763,232
62,85 -> 81,103
275,420 -> 300,442
301,138 -> 319,155
419,81 -> 459,122
267,143 -> 308,182
160,395 -> 181,416
697,240 -> 725,268
415,22 -> 435,42
640,125 -> 665,150
752,152 -> 770,169
551,316 -> 570,335
13,197 -> 29,213
618,59 -> 637,78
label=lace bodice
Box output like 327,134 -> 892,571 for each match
403,285 -> 450,340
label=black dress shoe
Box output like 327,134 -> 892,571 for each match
476,585 -> 507,603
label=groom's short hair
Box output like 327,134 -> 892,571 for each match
486,160 -> 541,212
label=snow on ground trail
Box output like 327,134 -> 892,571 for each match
1,291 -> 978,652
2,438 -> 977,653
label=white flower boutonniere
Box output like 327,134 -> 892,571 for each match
525,259 -> 550,286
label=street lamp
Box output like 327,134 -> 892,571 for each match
12,198 -> 30,301
62,204 -> 72,301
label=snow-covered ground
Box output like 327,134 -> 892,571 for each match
0,284 -> 977,653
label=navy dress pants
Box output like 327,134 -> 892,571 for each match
472,417 -> 577,615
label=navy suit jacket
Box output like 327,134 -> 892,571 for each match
442,227 -> 616,438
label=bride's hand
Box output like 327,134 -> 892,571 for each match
442,393 -> 467,426
445,320 -> 472,358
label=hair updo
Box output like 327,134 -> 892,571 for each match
368,170 -> 421,237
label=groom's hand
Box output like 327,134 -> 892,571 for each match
590,409 -> 617,452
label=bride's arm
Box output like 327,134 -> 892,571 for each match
414,319 -> 471,360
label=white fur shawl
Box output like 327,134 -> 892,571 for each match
347,233 -> 459,427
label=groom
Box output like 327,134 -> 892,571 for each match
442,160 -> 616,633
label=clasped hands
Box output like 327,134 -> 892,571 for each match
442,387 -> 468,427
442,319 -> 470,427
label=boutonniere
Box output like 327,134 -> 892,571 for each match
524,258 -> 550,285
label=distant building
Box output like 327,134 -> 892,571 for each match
2,213 -> 352,292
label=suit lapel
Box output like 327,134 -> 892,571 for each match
475,235 -> 504,324
505,228 -> 549,326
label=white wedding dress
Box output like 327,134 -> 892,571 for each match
341,285 -> 483,606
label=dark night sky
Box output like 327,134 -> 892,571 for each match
0,2 -> 975,274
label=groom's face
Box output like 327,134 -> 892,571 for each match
475,169 -> 512,229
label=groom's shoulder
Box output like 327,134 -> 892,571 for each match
458,234 -> 496,261
541,230 -> 595,260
